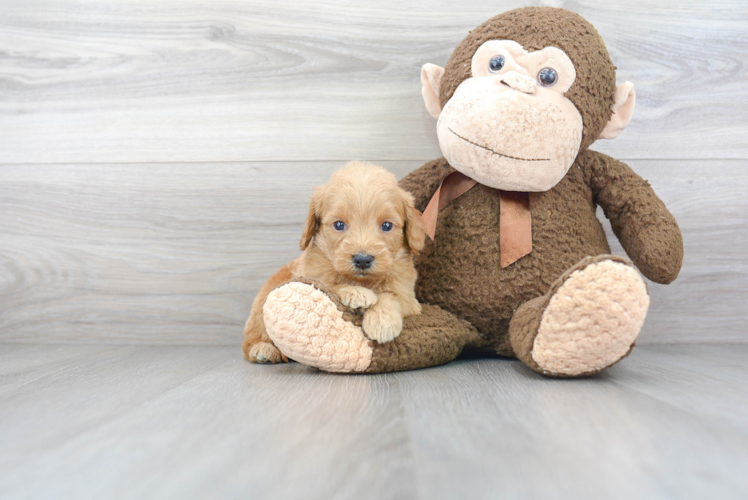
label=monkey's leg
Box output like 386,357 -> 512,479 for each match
263,278 -> 481,373
509,255 -> 649,377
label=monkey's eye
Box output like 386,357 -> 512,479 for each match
381,221 -> 393,232
538,68 -> 558,87
488,55 -> 505,73
333,221 -> 346,231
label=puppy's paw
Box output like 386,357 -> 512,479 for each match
337,286 -> 378,311
363,307 -> 403,344
248,342 -> 287,364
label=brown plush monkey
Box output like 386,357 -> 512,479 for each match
260,7 -> 683,377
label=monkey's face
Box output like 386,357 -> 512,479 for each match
436,40 -> 583,192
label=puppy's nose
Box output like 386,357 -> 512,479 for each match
352,253 -> 374,270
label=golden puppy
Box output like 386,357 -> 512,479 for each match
242,161 -> 426,363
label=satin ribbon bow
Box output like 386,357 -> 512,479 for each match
420,171 -> 532,268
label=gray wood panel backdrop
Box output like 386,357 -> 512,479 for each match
1,0 -> 746,345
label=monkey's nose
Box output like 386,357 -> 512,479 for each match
352,253 -> 374,270
498,70 -> 536,95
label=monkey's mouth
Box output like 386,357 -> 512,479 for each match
448,127 -> 550,162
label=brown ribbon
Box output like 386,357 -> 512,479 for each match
421,171 -> 532,268
422,171 -> 477,240
498,190 -> 532,268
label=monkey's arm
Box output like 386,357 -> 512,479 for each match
581,150 -> 683,284
398,157 -> 455,211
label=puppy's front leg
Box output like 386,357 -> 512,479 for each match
243,264 -> 294,364
335,285 -> 378,311
362,293 -> 403,344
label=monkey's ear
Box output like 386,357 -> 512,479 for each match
421,63 -> 445,119
599,82 -> 636,140
300,186 -> 324,250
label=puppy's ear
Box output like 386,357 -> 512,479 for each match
300,186 -> 324,250
400,188 -> 426,255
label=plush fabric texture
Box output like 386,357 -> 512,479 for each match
581,152 -> 684,283
421,63 -> 444,119
527,256 -> 648,376
533,259 -> 647,375
397,148 -> 681,362
436,65 -> 584,192
263,278 -> 481,374
366,303 -> 482,373
261,7 -> 684,377
599,82 -> 636,139
508,255 -> 642,377
439,7 -> 616,152
431,38 -> 585,192
263,279 -> 373,373
497,191 -> 532,267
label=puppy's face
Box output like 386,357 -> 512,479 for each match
300,162 -> 425,281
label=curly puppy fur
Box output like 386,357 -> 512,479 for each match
243,161 -> 426,363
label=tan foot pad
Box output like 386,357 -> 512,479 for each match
263,282 -> 373,373
532,260 -> 649,376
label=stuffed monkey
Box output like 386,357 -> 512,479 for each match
260,7 -> 683,377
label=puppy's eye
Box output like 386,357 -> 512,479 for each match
333,221 -> 346,231
381,222 -> 393,232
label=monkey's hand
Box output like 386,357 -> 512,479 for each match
336,285 -> 378,311
582,150 -> 683,284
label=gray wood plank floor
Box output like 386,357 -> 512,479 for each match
1,2 -> 746,498
1,344 -> 746,500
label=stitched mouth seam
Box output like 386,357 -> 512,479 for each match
448,127 -> 550,162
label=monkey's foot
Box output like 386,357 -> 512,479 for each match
510,255 -> 649,377
263,280 -> 373,373
264,279 -> 481,374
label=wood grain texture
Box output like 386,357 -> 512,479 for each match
0,344 -> 746,499
0,0 -> 745,346
1,159 -> 745,345
601,159 -> 748,344
0,0 -> 746,163
1,3 -> 745,497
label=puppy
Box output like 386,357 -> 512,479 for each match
243,161 -> 426,363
